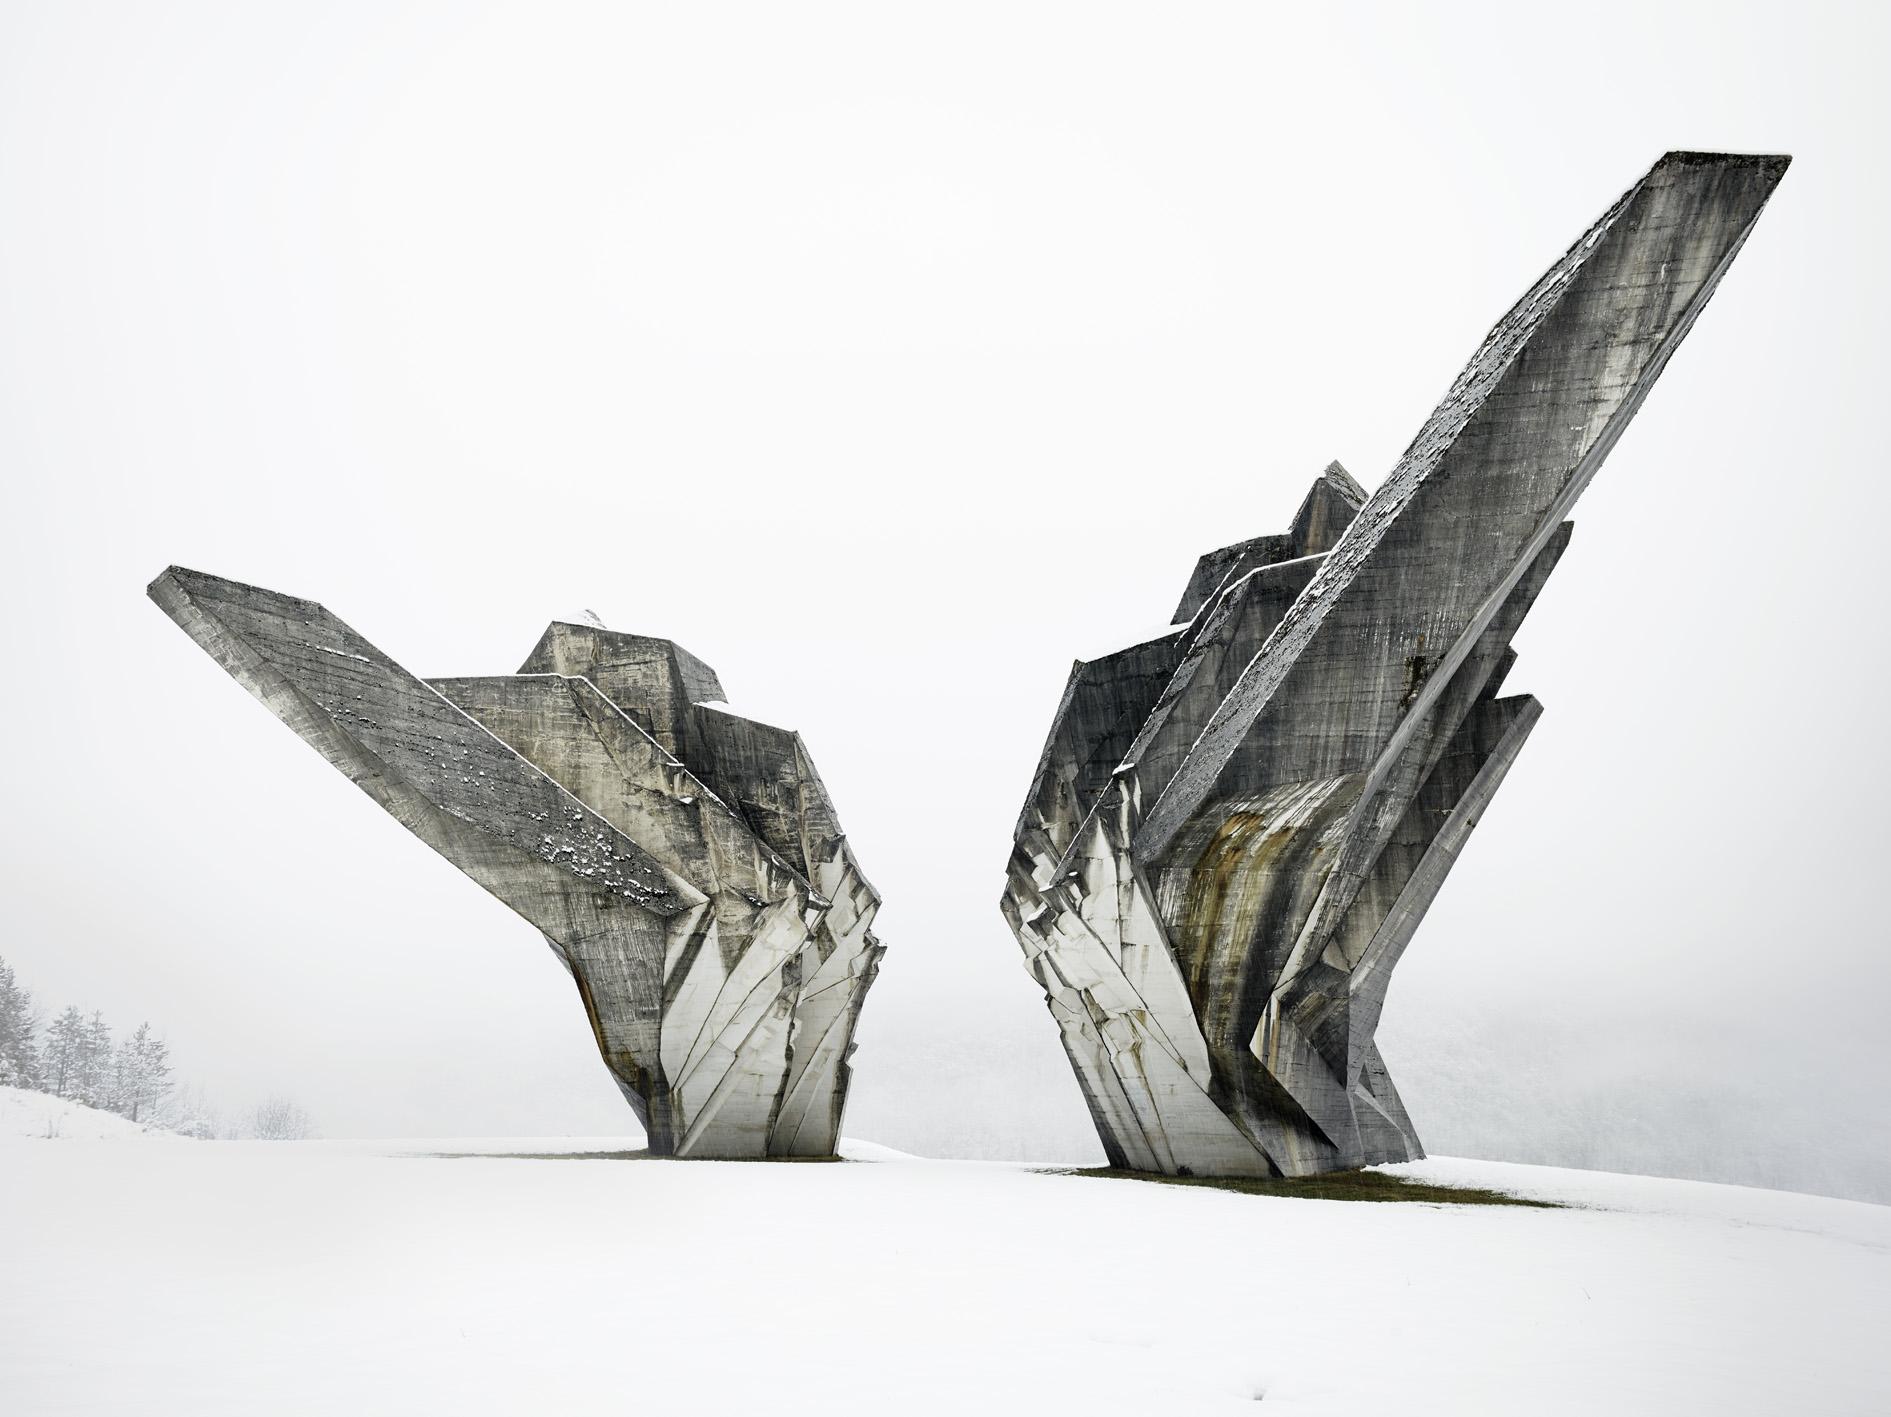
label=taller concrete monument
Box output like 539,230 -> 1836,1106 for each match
152,569 -> 883,1158
1003,151 -> 1788,1178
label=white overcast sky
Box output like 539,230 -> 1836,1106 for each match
2,2 -> 1886,1171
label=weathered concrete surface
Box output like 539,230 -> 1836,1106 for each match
150,570 -> 882,1158
1003,151 -> 1789,1178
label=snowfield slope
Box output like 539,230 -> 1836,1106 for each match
0,1083 -> 190,1142
1,1122 -> 1885,1415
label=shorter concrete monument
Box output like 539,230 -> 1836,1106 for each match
151,569 -> 883,1158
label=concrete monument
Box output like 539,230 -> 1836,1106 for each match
151,569 -> 883,1158
1002,151 -> 1789,1177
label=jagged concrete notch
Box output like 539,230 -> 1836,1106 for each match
150,570 -> 884,1159
1002,151 -> 1789,1178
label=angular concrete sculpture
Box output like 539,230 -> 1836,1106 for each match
1003,151 -> 1788,1178
151,570 -> 883,1158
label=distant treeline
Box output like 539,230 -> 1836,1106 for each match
0,953 -> 181,1128
0,954 -> 313,1140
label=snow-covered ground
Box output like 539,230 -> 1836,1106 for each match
2,1111 -> 1886,1414
0,1083 -> 189,1142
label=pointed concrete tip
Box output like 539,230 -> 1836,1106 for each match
1319,460 -> 1369,506
536,619 -> 672,650
146,566 -> 328,621
147,564 -> 195,601
1656,150 -> 1792,183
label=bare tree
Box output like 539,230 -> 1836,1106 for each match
247,1096 -> 316,1140
157,1082 -> 219,1140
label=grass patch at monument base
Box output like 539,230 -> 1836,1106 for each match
1045,1165 -> 1560,1207
423,1148 -> 846,1163
425,1149 -> 656,1162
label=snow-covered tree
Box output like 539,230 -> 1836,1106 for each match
42,1006 -> 87,1098
0,956 -> 42,1089
113,1023 -> 172,1122
248,1096 -> 316,1140
73,1010 -> 115,1108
